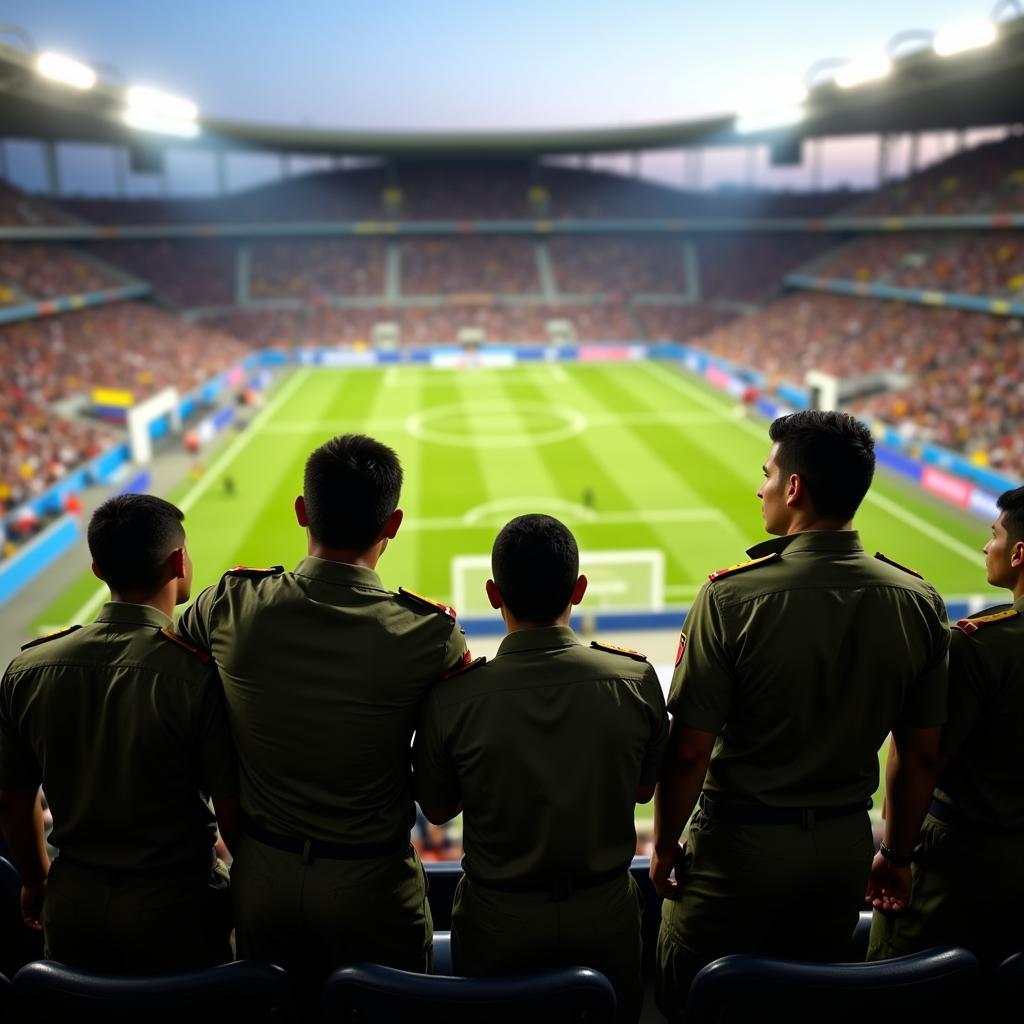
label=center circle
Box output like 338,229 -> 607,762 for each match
405,402 -> 588,448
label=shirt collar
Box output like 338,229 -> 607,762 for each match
496,624 -> 581,657
94,602 -> 173,629
1013,594 -> 1024,615
746,530 -> 863,559
293,556 -> 385,590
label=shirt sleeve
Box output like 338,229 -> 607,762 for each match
667,582 -> 733,734
895,595 -> 950,729
440,622 -> 470,676
412,688 -> 460,810
638,665 -> 669,787
0,669 -> 42,791
940,627 -> 987,756
194,667 -> 239,800
176,583 -> 218,654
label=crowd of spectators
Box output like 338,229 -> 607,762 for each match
691,291 -> 1024,476
201,309 -> 306,348
550,237 -> 689,294
635,304 -> 736,342
249,240 -> 386,299
89,240 -> 236,308
401,238 -> 540,294
0,181 -> 75,226
696,234 -> 838,301
0,243 -> 128,300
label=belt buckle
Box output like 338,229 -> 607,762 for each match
551,876 -> 573,902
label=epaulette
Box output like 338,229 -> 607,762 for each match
160,627 -> 212,663
225,565 -> 285,580
590,640 -> 647,662
954,609 -> 1019,636
398,587 -> 457,619
874,552 -> 923,579
441,655 -> 487,680
21,624 -> 81,651
708,551 -> 781,582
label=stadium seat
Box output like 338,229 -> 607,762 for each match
11,959 -> 292,1023
424,860 -> 463,931
321,962 -> 616,1023
684,947 -> 979,1024
847,910 -> 873,961
432,931 -> 453,976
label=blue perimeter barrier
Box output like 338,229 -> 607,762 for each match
0,514 -> 79,608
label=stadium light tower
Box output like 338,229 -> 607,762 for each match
933,20 -> 998,57
123,84 -> 200,138
35,51 -> 97,90
833,55 -> 892,89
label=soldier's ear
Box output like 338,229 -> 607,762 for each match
169,548 -> 187,580
294,495 -> 308,527
1011,540 -> 1024,570
485,579 -> 504,610
90,561 -> 105,583
786,473 -> 804,507
382,508 -> 403,540
571,574 -> 588,607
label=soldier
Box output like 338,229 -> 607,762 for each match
651,410 -> 949,1019
176,433 -> 469,1003
414,514 -> 668,1023
866,484 -> 1024,967
0,494 -> 239,972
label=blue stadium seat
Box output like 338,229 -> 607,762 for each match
847,910 -> 873,961
11,959 -> 292,1022
684,947 -> 979,1024
322,962 -> 616,1022
424,860 -> 463,931
432,931 -> 453,975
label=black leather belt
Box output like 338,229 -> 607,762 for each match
467,865 -> 627,902
699,792 -> 871,830
242,817 -> 411,862
928,798 -> 1024,837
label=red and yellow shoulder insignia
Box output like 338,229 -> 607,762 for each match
441,654 -> 487,680
21,624 -> 81,651
399,587 -> 457,619
225,565 -> 285,580
591,640 -> 647,662
160,628 -> 211,662
874,552 -> 923,579
708,551 -> 780,582
954,609 -> 1019,636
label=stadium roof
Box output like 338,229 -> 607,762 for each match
1,16 -> 1024,157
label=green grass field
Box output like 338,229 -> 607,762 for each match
38,358 -> 997,633
35,359 -> 1001,828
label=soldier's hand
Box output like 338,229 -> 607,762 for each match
650,842 -> 686,900
864,851 -> 911,914
20,879 -> 46,931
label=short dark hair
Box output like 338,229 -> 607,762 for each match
88,494 -> 185,594
492,514 -> 579,623
768,410 -> 875,520
304,434 -> 403,551
997,485 -> 1024,545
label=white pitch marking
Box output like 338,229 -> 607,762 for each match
641,360 -> 985,569
462,496 -> 597,525
398,506 -> 729,533
62,369 -> 312,629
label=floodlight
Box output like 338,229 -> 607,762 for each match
35,50 -> 96,90
126,85 -> 198,122
933,20 -> 997,56
735,105 -> 805,135
834,55 -> 892,89
123,107 -> 200,138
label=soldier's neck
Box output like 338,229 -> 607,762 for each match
1011,577 -> 1024,603
307,541 -> 382,571
107,587 -> 177,620
502,607 -> 572,634
784,512 -> 854,535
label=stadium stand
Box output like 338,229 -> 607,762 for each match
249,239 -> 385,299
402,238 -> 540,294
0,243 -> 129,300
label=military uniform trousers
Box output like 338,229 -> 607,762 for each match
452,871 -> 644,1024
231,833 -> 432,996
867,813 -> 1024,968
42,855 -> 232,973
656,806 -> 874,1019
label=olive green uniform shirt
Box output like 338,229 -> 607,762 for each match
177,558 -> 468,844
669,531 -> 949,806
0,602 -> 236,873
934,595 -> 1024,828
414,625 -> 668,882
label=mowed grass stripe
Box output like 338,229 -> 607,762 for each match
510,365 -> 708,591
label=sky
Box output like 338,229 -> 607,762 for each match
0,0 -> 1012,196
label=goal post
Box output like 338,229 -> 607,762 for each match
451,549 -> 666,616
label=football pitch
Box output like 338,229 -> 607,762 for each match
39,358 -> 996,634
